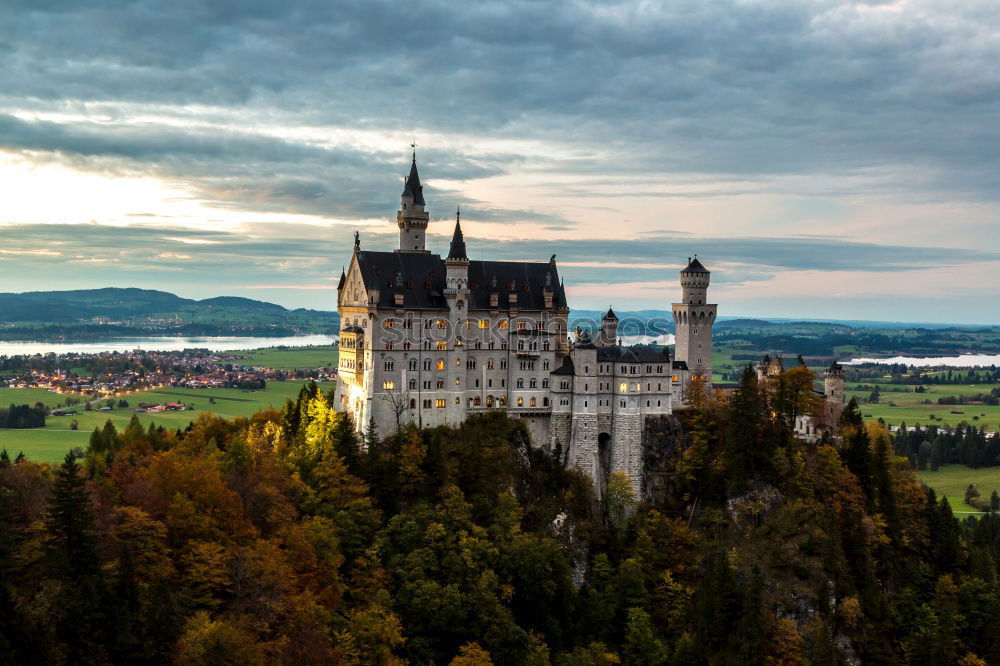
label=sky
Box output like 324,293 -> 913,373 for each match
0,0 -> 998,324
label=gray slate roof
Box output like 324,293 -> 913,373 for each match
401,158 -> 425,205
352,250 -> 567,311
681,257 -> 709,273
596,346 -> 672,364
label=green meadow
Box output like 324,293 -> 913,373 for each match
917,464 -> 1000,514
0,381 -> 326,463
236,344 -> 338,370
847,381 -> 1000,429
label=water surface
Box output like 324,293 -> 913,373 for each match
0,335 -> 336,357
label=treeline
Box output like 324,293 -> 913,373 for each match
894,423 -> 1000,470
0,403 -> 46,429
852,366 -> 1000,386
2,369 -> 1000,662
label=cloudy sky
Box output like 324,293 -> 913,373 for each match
1,0 -> 998,323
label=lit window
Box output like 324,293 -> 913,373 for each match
435,399 -> 446,408
672,374 -> 679,382
517,397 -> 524,406
499,396 -> 507,406
516,321 -> 527,331
498,319 -> 509,330
384,319 -> 396,329
436,319 -> 447,329
530,397 -> 536,407
479,319 -> 488,329
436,360 -> 445,370
619,382 -> 627,393
382,381 -> 395,390
436,341 -> 447,350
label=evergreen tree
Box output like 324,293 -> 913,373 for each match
43,453 -> 105,662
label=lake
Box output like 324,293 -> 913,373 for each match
844,354 -> 1000,367
0,334 -> 336,356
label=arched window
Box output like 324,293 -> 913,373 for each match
409,399 -> 416,409
486,395 -> 494,406
530,397 -> 537,407
409,359 -> 417,371
529,378 -> 537,388
499,395 -> 507,406
474,396 -> 481,406
423,359 -> 432,371
517,397 -> 524,407
517,378 -> 524,388
543,397 -> 549,406
436,359 -> 445,371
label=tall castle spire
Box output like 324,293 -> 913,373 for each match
447,207 -> 467,260
396,147 -> 430,253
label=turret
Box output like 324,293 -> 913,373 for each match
396,150 -> 430,253
825,361 -> 845,404
598,307 -> 618,347
445,209 -> 469,293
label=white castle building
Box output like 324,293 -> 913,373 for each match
334,155 -> 715,493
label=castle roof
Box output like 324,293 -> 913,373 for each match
337,267 -> 346,290
595,345 -> 670,364
401,155 -> 425,205
353,250 -> 567,311
447,214 -> 467,260
603,307 -> 618,320
681,257 -> 709,273
552,356 -> 575,375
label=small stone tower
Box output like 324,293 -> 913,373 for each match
672,257 -> 717,383
396,151 -> 430,253
824,361 -> 845,404
598,307 -> 618,347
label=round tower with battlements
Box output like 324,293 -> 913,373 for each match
824,361 -> 845,404
672,257 -> 717,383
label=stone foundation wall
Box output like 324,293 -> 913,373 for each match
514,414 -> 552,451
611,413 -> 643,493
550,413 -> 572,457
567,412 -> 598,488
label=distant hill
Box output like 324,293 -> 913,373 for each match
0,288 -> 340,340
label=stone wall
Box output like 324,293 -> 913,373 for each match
550,413 -> 572,457
567,412 -> 598,488
611,413 -> 643,493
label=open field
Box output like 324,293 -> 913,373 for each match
0,380 -> 327,463
847,381 -> 1000,428
917,464 -> 1000,514
234,345 -> 338,370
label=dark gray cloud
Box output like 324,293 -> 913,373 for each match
1,0 -> 999,216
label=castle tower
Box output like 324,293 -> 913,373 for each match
824,361 -> 845,404
445,209 -> 469,292
672,257 -> 717,382
396,151 -> 430,253
598,307 -> 618,347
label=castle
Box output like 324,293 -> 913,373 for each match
334,154 -> 715,493
754,355 -> 846,443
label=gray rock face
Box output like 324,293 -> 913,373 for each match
641,414 -> 689,503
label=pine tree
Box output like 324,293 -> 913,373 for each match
43,453 -> 105,661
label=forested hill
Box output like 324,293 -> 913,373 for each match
2,372 -> 1000,662
0,288 -> 339,339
